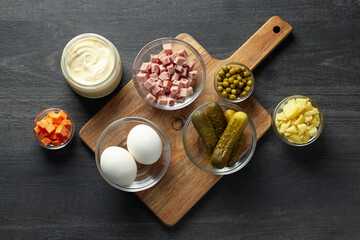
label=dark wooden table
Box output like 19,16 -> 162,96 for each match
1,1 -> 359,239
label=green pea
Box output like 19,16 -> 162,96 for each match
247,77 -> 252,81
217,82 -> 223,86
225,73 -> 231,78
218,70 -> 225,77
229,69 -> 236,75
239,82 -> 244,88
223,78 -> 228,82
217,76 -> 222,81
243,71 -> 250,77
221,91 -> 228,97
231,89 -> 237,95
247,80 -> 253,86
244,86 -> 251,92
233,80 -> 239,86
230,84 -> 236,89
240,91 -> 248,97
227,65 -> 232,71
217,86 -> 223,92
235,67 -> 241,73
237,76 -> 242,81
242,79 -> 247,84
228,77 -> 234,83
230,94 -> 237,100
223,81 -> 229,87
240,66 -> 246,71
221,65 -> 228,72
226,87 -> 232,93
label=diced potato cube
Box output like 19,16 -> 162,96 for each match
275,112 -> 287,121
286,125 -> 298,133
304,109 -> 317,116
284,132 -> 293,136
308,127 -> 318,137
278,124 -> 287,134
275,120 -> 281,128
283,101 -> 299,119
300,133 -> 310,143
287,134 -> 301,143
295,98 -> 308,112
304,115 -> 313,123
311,115 -> 320,127
297,123 -> 307,133
305,101 -> 313,110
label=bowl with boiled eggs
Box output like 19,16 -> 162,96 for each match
95,117 -> 171,192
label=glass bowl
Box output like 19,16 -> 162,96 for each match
132,37 -> 206,110
272,95 -> 324,146
214,62 -> 254,103
33,108 -> 75,150
95,117 -> 171,192
183,101 -> 257,175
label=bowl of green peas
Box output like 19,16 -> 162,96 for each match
214,63 -> 254,103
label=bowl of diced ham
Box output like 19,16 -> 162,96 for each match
133,38 -> 206,110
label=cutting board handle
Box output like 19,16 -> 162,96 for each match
227,16 -> 292,71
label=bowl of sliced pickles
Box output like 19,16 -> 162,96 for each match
183,101 -> 257,175
214,63 -> 254,102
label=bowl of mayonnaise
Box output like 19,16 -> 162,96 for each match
61,33 -> 122,98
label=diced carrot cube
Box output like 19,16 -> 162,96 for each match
44,123 -> 55,134
50,113 -> 63,124
41,137 -> 52,146
60,119 -> 72,127
43,130 -> 49,137
34,125 -> 42,134
51,140 -> 63,146
49,132 -> 59,140
37,131 -> 45,140
37,119 -> 47,129
58,110 -> 67,120
55,125 -> 69,138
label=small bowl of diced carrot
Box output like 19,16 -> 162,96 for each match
33,108 -> 75,150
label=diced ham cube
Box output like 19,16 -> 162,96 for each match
160,55 -> 171,65
187,60 -> 195,70
172,80 -> 180,86
156,79 -> 163,87
159,65 -> 167,73
176,97 -> 186,103
157,96 -> 168,105
146,93 -> 156,102
179,88 -> 189,98
187,87 -> 193,95
163,44 -> 172,55
170,85 -> 180,94
167,64 -> 175,75
163,80 -> 172,89
178,49 -> 188,58
151,83 -> 161,94
174,56 -> 186,66
174,65 -> 183,72
140,62 -> 150,72
151,63 -> 160,74
150,73 -> 158,78
188,70 -> 198,79
188,79 -> 195,87
171,72 -> 180,81
150,54 -> 159,63
157,88 -> 166,96
180,78 -> 189,88
180,67 -> 188,77
170,52 -> 179,62
167,97 -> 175,106
137,73 -> 148,83
159,71 -> 170,81
143,78 -> 155,89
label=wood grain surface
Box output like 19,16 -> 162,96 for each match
0,0 -> 359,239
79,16 -> 292,226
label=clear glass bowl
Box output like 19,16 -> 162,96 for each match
214,62 -> 255,103
183,101 -> 257,175
132,37 -> 206,110
272,95 -> 324,146
95,117 -> 171,192
33,108 -> 75,150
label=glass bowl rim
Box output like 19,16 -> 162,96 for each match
272,95 -> 324,146
95,116 -> 171,192
214,62 -> 255,103
132,37 -> 206,110
182,101 -> 257,175
33,108 -> 75,150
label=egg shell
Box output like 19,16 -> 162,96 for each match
100,146 -> 137,186
127,124 -> 162,165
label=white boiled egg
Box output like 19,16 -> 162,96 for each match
127,124 -> 162,165
100,146 -> 137,186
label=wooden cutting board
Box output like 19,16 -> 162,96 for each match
80,16 -> 292,226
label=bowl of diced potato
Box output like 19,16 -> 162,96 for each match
272,95 -> 323,146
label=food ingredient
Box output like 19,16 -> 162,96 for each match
227,134 -> 244,167
100,146 -> 137,186
34,110 -> 72,147
137,44 -> 197,106
191,110 -> 218,159
275,97 -> 321,143
206,102 -> 227,139
225,109 -> 236,122
210,112 -> 248,169
216,64 -> 253,100
127,124 -> 162,165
